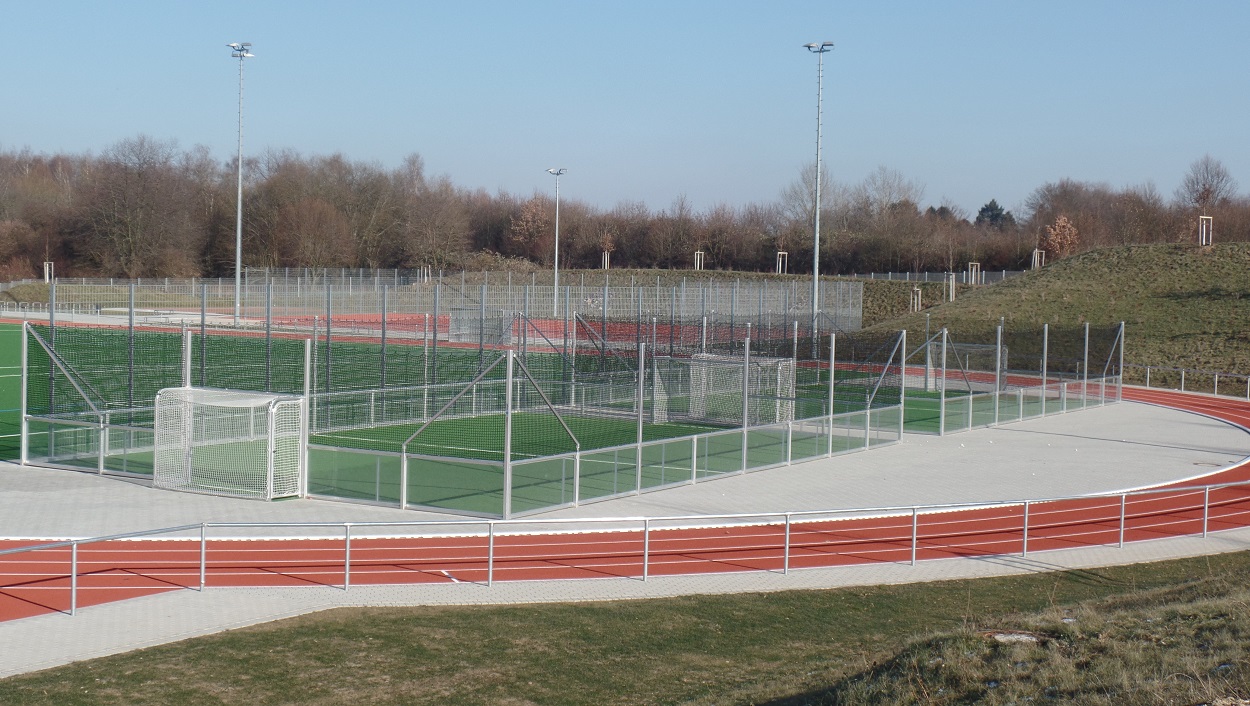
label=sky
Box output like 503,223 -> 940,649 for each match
4,1 -> 1248,218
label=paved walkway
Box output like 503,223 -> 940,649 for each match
1,399 -> 1248,678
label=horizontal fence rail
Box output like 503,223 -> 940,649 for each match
3,473 -> 1250,621
1126,363 -> 1250,400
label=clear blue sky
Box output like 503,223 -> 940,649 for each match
5,1 -> 1247,218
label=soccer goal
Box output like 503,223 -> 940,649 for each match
656,353 -> 796,427
154,387 -> 307,500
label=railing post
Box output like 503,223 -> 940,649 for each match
1021,501 -> 1030,557
1146,366 -> 1151,388
690,436 -> 698,484
1203,486 -> 1210,538
487,522 -> 495,587
783,513 -> 791,574
910,508 -> 918,566
643,519 -> 650,581
199,523 -> 207,590
70,542 -> 78,616
1125,492 -> 1135,547
1181,368 -> 1186,391
344,524 -> 352,590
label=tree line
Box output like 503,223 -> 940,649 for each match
0,136 -> 1245,280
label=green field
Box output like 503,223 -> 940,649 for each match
305,409 -> 883,515
0,323 -> 20,461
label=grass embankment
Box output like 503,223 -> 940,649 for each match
0,283 -> 48,304
869,243 -> 1250,374
2,552 -> 1249,705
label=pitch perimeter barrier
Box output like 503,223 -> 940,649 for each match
1126,364 -> 1250,400
5,472 -> 1250,621
903,322 -> 1124,435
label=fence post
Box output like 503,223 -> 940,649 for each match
637,342 -> 645,491
487,522 -> 495,587
828,333 -> 836,455
199,523 -> 207,590
643,518 -> 650,581
783,513 -> 791,574
899,329 -> 906,439
690,435 -> 698,484
400,444 -> 409,508
911,508 -> 918,566
994,325 -> 1002,425
70,542 -> 78,616
1083,322 -> 1090,407
1203,486 -> 1210,538
1041,323 -> 1048,415
1125,492 -> 1135,547
503,351 -> 514,519
1117,322 -> 1125,402
344,524 -> 352,590
1021,501 -> 1030,556
1181,368 -> 1186,392
1146,366 -> 1151,388
19,322 -> 27,467
939,329 -> 947,436
741,334 -> 750,472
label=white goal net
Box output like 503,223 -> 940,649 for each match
154,387 -> 306,500
654,353 -> 796,427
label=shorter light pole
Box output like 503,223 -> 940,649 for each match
547,168 -> 567,317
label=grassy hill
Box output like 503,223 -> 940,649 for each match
870,243 -> 1250,374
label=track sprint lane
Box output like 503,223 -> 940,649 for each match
4,386 -> 1250,622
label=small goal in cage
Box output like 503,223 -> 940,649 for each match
154,387 -> 307,500
653,353 -> 796,426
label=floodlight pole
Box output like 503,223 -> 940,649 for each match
804,41 -> 833,354
547,168 -> 566,317
228,42 -> 254,326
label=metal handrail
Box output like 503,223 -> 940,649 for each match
4,470 -> 1249,615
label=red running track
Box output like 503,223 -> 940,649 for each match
3,387 -> 1250,623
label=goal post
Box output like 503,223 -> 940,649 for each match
667,352 -> 796,427
154,387 -> 306,500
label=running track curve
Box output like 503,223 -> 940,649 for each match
3,387 -> 1250,623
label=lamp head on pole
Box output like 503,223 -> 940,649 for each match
546,168 -> 567,177
803,41 -> 834,54
227,42 -> 254,58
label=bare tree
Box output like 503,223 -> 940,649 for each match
1176,155 -> 1238,213
75,135 -> 201,276
401,175 -> 471,268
